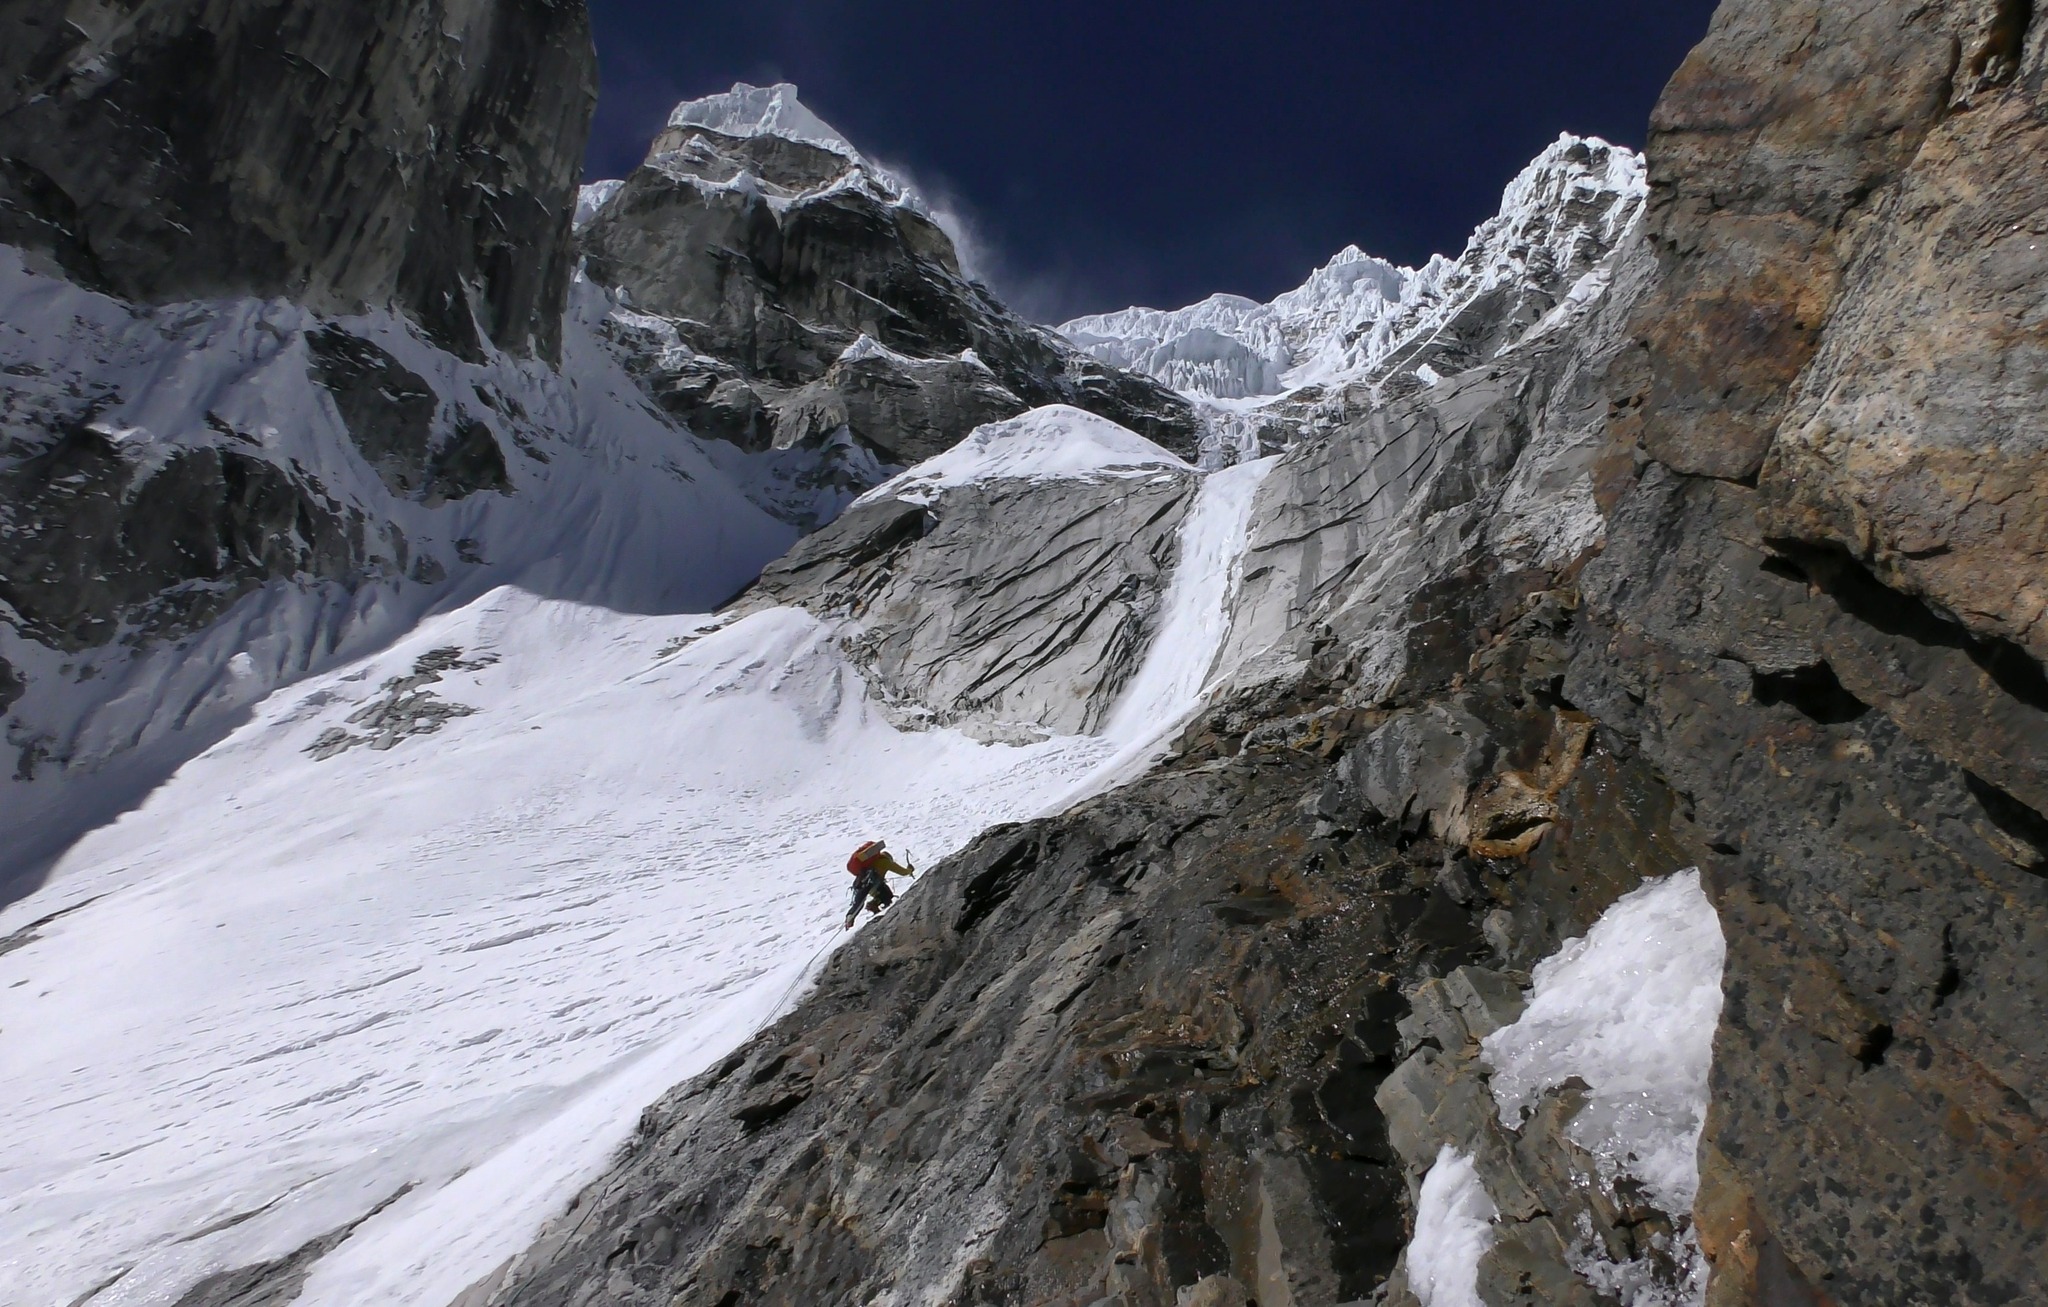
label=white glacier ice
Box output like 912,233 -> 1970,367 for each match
1405,1146 -> 1500,1307
573,179 -> 624,229
1101,454 -> 1275,743
1059,294 -> 1297,400
667,81 -> 867,164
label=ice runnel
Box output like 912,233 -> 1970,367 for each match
1103,456 -> 1276,746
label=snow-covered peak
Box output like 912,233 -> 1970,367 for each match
1059,134 -> 1645,403
857,405 -> 1190,508
666,82 -> 865,164
649,82 -> 923,216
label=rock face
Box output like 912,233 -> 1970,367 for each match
731,405 -> 1204,740
11,2 -> 2048,1304
0,4 -> 797,877
579,83 -> 1200,499
0,0 -> 595,362
487,626 -> 1699,1307
1573,3 -> 2048,1302
1216,231 -> 1654,699
481,6 -> 2048,1306
746,473 -> 1193,739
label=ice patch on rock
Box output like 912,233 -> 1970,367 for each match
573,179 -> 623,230
1569,1212 -> 1712,1307
1101,454 -> 1276,743
667,82 -> 863,163
855,404 -> 1188,508
1480,868 -> 1724,1214
1406,1146 -> 1499,1307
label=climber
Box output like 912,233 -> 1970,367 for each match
844,839 -> 915,929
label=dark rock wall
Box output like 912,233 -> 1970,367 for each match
581,124 -> 1201,466
1579,1 -> 2048,1301
0,425 -> 374,653
0,0 -> 596,362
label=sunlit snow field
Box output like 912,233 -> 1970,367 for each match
0,456 -> 1275,1307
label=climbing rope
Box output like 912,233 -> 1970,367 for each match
766,928 -> 841,1016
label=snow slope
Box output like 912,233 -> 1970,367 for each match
0,435 -> 1273,1306
855,403 -> 1190,508
0,250 -> 798,887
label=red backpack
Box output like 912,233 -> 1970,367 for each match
847,841 -> 884,875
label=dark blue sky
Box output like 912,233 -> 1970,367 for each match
583,2 -> 1719,322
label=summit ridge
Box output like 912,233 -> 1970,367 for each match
1061,133 -> 1647,407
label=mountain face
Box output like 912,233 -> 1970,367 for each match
4,4 -> 2046,1307
483,8 -> 2046,1307
0,66 -> 1185,878
577,83 -> 1201,521
1060,134 -> 1648,461
0,0 -> 594,363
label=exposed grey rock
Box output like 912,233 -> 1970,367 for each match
1175,1273 -> 1254,1307
0,0 -> 595,362
304,646 -> 495,759
0,423 -> 371,651
1354,706 -> 1496,840
771,349 -> 1026,466
306,328 -> 511,505
579,97 -> 1201,497
166,1183 -> 414,1307
741,468 -> 1196,735
1216,229 -> 1655,703
1377,962 -> 1694,1307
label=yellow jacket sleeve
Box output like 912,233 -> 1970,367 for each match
874,852 -> 913,876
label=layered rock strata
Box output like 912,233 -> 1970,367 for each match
744,470 -> 1193,739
